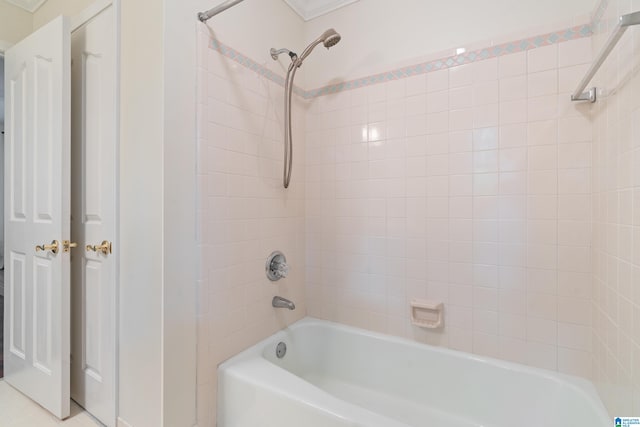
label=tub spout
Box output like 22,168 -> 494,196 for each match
272,296 -> 295,310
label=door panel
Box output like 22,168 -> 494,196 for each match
33,55 -> 54,222
9,253 -> 26,359
70,5 -> 116,426
83,53 -> 103,220
83,258 -> 103,378
3,15 -> 71,419
33,257 -> 53,374
8,66 -> 27,222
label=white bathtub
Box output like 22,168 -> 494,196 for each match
217,318 -> 610,427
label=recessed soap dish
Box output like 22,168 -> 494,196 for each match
410,299 -> 443,329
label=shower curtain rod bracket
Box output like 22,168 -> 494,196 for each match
571,10 -> 640,102
571,87 -> 597,103
198,0 -> 245,23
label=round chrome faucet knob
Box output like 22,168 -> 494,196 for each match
266,251 -> 289,281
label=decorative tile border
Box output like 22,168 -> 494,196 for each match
306,24 -> 592,98
208,6 -> 603,99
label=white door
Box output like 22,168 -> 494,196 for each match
3,16 -> 71,419
70,5 -> 116,426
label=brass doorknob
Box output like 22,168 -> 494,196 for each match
36,240 -> 60,254
86,240 -> 112,255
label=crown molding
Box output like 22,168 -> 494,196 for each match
283,0 -> 358,21
4,0 -> 48,13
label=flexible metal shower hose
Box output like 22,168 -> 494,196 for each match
283,61 -> 297,188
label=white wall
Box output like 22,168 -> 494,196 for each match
118,0 -> 163,425
0,1 -> 32,44
302,0 -> 598,88
162,0 -> 198,425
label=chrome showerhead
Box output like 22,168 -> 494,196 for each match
321,28 -> 341,48
269,28 -> 343,188
298,28 -> 342,63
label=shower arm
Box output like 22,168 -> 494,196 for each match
271,48 -> 298,62
272,38 -> 324,67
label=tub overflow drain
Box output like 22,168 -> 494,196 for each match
276,342 -> 287,358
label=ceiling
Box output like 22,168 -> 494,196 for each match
4,0 -> 47,13
283,0 -> 359,21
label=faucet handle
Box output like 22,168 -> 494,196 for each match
274,261 -> 289,279
266,251 -> 290,281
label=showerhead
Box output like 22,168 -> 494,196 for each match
298,28 -> 342,63
321,28 -> 341,48
271,27 -> 343,188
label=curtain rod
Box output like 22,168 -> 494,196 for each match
571,10 -> 640,102
198,0 -> 245,23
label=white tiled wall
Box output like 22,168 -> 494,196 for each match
195,2 -> 638,425
196,29 -> 307,426
591,0 -> 640,416
304,38 -> 595,376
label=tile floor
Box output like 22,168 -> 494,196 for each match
0,381 -> 102,426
